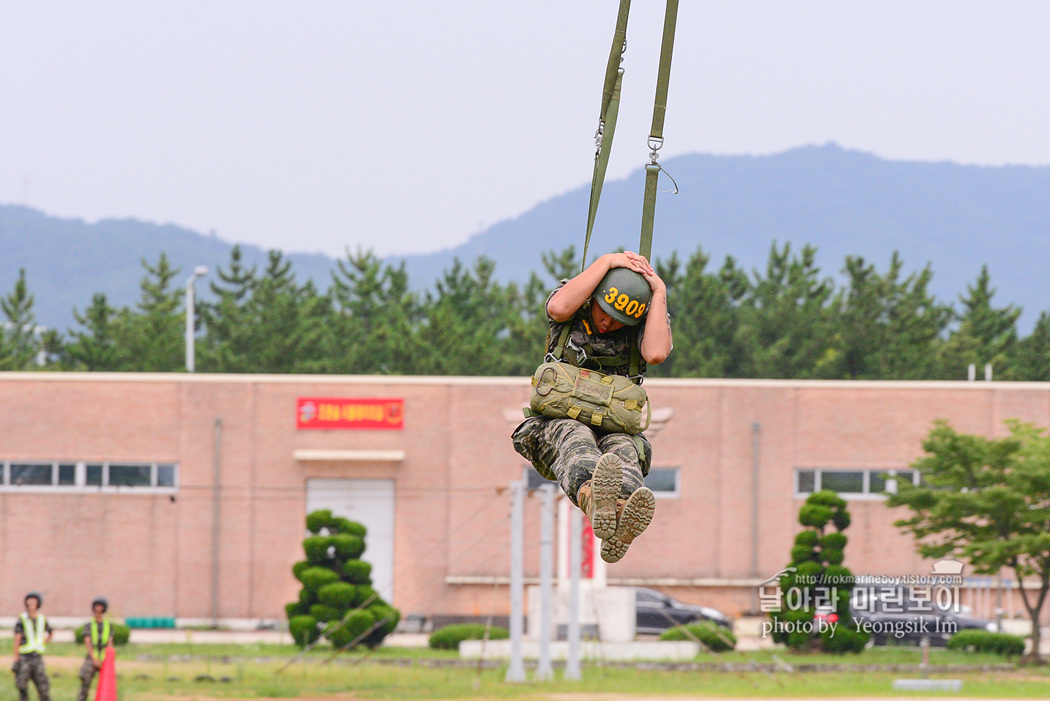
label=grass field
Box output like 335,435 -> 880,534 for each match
3,641 -> 1049,700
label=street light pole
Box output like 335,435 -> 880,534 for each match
186,266 -> 208,372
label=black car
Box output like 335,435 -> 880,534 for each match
635,587 -> 731,635
816,587 -> 993,646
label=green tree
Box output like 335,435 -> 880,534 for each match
1009,311 -> 1050,381
235,251 -> 329,373
64,293 -> 123,370
888,420 -> 1050,662
198,245 -> 258,372
650,249 -> 746,378
414,257 -> 517,375
325,249 -> 422,374
109,254 -> 184,372
0,268 -> 39,370
773,491 -> 867,653
735,243 -> 837,379
936,266 -> 1020,380
831,254 -> 951,379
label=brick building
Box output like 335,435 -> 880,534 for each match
1,373 -> 1047,626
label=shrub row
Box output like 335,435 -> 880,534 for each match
428,623 -> 510,650
947,630 -> 1026,657
658,621 -> 737,652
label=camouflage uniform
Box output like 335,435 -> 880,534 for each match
13,655 -> 50,701
77,620 -> 112,701
512,282 -> 653,505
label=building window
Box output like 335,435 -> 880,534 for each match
9,463 -> 53,486
644,467 -> 680,498
795,468 -> 918,499
0,461 -> 178,493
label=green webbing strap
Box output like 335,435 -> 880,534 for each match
582,0 -> 632,272
649,0 -> 678,146
639,164 -> 660,260
638,0 -> 679,261
583,70 -> 622,270
601,0 -> 631,119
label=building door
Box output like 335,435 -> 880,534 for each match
305,478 -> 395,603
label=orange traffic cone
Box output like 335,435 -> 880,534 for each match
94,645 -> 117,701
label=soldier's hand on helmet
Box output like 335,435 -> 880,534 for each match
604,251 -> 654,276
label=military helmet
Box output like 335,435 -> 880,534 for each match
24,591 -> 42,607
92,597 -> 109,613
594,268 -> 652,326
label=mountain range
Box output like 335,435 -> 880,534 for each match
2,143 -> 1048,334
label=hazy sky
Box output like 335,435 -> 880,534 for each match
2,0 -> 1048,258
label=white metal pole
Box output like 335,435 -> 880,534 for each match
565,507 -> 582,681
185,267 -> 207,372
506,480 -> 526,683
186,279 -> 196,372
536,484 -> 555,680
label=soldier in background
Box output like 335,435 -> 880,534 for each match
513,251 -> 672,563
77,597 -> 113,701
12,592 -> 52,701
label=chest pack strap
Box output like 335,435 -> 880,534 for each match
550,312 -> 641,379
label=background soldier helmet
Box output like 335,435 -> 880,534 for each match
594,268 -> 653,326
91,597 -> 108,612
24,591 -> 42,607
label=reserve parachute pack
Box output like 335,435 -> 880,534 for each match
526,316 -> 650,434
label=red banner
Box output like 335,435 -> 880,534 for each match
296,397 -> 404,430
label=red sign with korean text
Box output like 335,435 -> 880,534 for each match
296,397 -> 404,430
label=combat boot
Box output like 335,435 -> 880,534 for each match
600,487 -> 655,563
576,453 -> 623,540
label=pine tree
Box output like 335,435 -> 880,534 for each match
936,266 -> 1020,379
110,254 -> 184,372
0,269 -> 39,370
64,293 -> 123,370
735,243 -> 837,379
197,246 -> 258,372
1010,311 -> 1050,381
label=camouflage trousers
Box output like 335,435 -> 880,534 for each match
77,657 -> 102,701
14,654 -> 50,701
512,416 -> 652,505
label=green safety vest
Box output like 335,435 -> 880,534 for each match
90,619 -> 111,660
18,613 -> 47,654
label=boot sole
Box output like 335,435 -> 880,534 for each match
601,488 -> 655,563
590,454 -> 623,540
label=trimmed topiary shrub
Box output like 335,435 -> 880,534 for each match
292,560 -> 311,581
331,534 -> 366,560
289,615 -> 320,647
287,509 -> 400,650
947,630 -> 1025,657
363,606 -> 401,649
771,491 -> 868,654
317,582 -> 356,609
343,560 -> 372,584
820,624 -> 867,653
658,621 -> 736,651
428,623 -> 509,650
353,585 -> 380,608
299,566 -> 340,592
309,604 -> 340,623
303,535 -> 332,564
306,509 -> 333,534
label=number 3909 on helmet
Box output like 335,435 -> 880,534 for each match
594,268 -> 653,326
